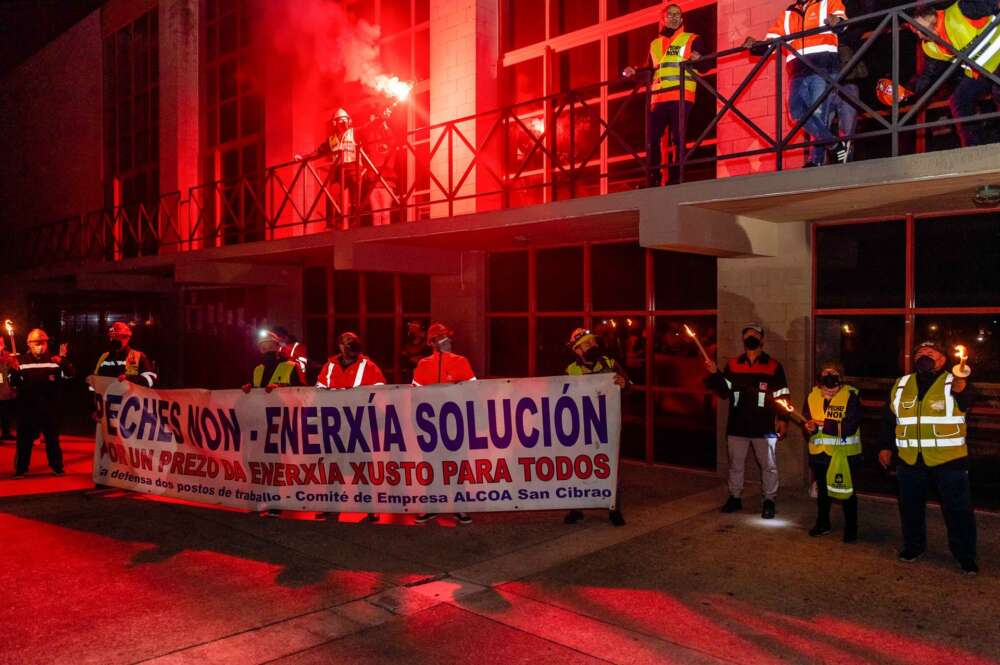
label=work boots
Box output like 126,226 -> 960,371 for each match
720,496 -> 742,513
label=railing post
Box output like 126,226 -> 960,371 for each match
891,10 -> 900,158
775,42 -> 783,172
678,63 -> 687,184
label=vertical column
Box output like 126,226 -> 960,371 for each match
158,0 -> 200,250
716,221 -> 812,490
431,251 -> 487,377
429,0 -> 500,218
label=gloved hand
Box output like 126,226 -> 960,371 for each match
241,383 -> 252,394
265,383 -> 279,393
118,374 -> 127,382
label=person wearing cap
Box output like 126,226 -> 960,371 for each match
564,328 -> 629,527
315,332 -> 387,522
93,322 -> 157,387
294,108 -> 359,227
412,323 -> 475,525
271,326 -> 310,386
801,360 -> 862,542
878,341 -> 978,574
9,328 -> 73,478
243,331 -> 303,392
704,324 -> 790,519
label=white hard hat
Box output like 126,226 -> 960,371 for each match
333,108 -> 351,121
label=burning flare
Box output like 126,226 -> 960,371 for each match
372,75 -> 412,102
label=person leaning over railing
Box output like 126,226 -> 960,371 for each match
623,3 -> 706,187
744,0 -> 851,166
890,2 -> 1000,148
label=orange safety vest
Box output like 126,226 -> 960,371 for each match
316,355 -> 386,389
650,31 -> 700,104
767,0 -> 847,63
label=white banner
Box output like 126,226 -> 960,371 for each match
89,374 -> 621,514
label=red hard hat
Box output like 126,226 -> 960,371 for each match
426,322 -> 453,343
108,321 -> 132,337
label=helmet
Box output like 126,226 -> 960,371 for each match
876,78 -> 911,106
913,340 -> 945,357
332,108 -> 351,123
257,330 -> 280,345
426,323 -> 453,343
339,331 -> 361,347
741,323 -> 765,338
568,328 -> 596,349
27,328 -> 49,343
108,321 -> 132,338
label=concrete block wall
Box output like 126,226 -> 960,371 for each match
716,221 -> 813,491
430,251 -> 487,377
715,0 -> 807,177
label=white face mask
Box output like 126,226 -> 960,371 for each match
435,337 -> 452,353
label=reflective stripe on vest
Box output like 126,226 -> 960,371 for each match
923,4 -> 1000,75
780,0 -> 840,63
650,32 -> 698,103
353,358 -> 368,388
253,362 -> 295,388
806,385 -> 861,456
890,372 -> 968,466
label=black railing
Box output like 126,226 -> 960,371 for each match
6,0 -> 998,273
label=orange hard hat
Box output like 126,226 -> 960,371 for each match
426,322 -> 453,343
108,321 -> 132,337
876,78 -> 911,106
27,328 -> 49,343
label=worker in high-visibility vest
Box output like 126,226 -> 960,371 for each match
897,2 -> 1000,147
878,341 -> 978,575
801,361 -> 862,542
243,330 -> 303,392
412,322 -> 475,525
624,4 -> 705,187
93,321 -> 157,387
744,0 -> 850,166
294,108 -> 360,228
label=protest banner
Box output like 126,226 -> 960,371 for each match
90,374 -> 621,513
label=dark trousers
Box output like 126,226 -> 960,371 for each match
647,100 -> 693,186
0,399 -> 14,437
810,454 -> 859,536
896,459 -> 977,562
14,411 -> 63,475
950,76 -> 1000,147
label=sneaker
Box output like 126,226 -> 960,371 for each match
803,161 -> 820,168
832,141 -> 849,164
842,139 -> 854,162
364,513 -> 379,523
415,513 -> 437,524
720,496 -> 742,513
898,549 -> 924,562
959,560 -> 979,575
761,499 -> 776,519
609,510 -> 626,527
52,469 -> 65,476
455,512 -> 472,525
808,523 -> 832,537
563,509 -> 584,524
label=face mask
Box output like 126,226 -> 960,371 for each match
344,340 -> 362,355
915,356 -> 936,374
582,347 -> 601,363
109,338 -> 125,350
820,374 -> 841,389
436,337 -> 452,353
743,337 -> 761,351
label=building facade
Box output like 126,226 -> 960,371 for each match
1,0 -> 997,505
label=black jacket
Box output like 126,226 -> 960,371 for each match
9,352 -> 74,409
705,352 -> 790,437
95,346 -> 158,387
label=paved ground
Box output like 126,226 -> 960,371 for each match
1,455 -> 997,665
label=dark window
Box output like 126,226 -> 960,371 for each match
334,272 -> 360,314
608,22 -> 658,94
401,273 -> 431,312
333,317 -> 361,342
916,214 -> 1000,308
490,318 -> 529,377
505,0 -> 546,51
621,388 -> 647,460
537,246 -> 583,311
557,41 -> 601,94
489,251 -> 529,311
504,57 -> 544,108
305,317 -> 329,361
914,315 -> 1000,382
536,316 -> 582,377
365,272 -> 396,314
549,0 -> 599,37
654,250 -> 717,310
364,317 -> 396,370
303,267 -> 328,315
592,243 -> 646,311
815,316 -> 905,378
816,222 -> 906,309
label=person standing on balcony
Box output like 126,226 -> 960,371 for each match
878,342 -> 978,575
744,0 -> 851,167
624,4 -> 705,187
563,328 -> 629,527
703,324 -> 789,519
9,329 -> 73,478
294,108 -> 359,229
897,2 -> 1000,148
412,322 -> 476,525
93,322 -> 157,388
362,108 -> 399,227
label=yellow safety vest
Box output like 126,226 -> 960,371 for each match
566,356 -> 617,376
890,372 -> 968,466
807,385 -> 862,456
922,4 -> 1000,76
650,32 -> 699,104
252,362 -> 296,388
94,349 -> 142,376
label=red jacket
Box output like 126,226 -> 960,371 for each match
316,354 -> 386,389
412,352 -> 476,386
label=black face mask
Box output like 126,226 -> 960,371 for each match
344,340 -> 362,355
660,24 -> 678,37
743,337 -> 762,351
109,338 -> 125,351
915,356 -> 936,375
582,347 -> 601,363
820,374 -> 841,389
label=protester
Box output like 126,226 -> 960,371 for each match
704,324 -> 789,519
563,328 -> 628,527
9,329 -> 73,478
0,337 -> 17,441
295,108 -> 360,227
93,322 -> 157,387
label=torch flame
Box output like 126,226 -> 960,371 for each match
529,117 -> 545,135
683,324 -> 696,338
372,74 -> 412,102
955,344 -> 968,363
775,398 -> 795,413
3,320 -> 12,336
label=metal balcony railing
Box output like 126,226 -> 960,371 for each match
6,0 -> 998,274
